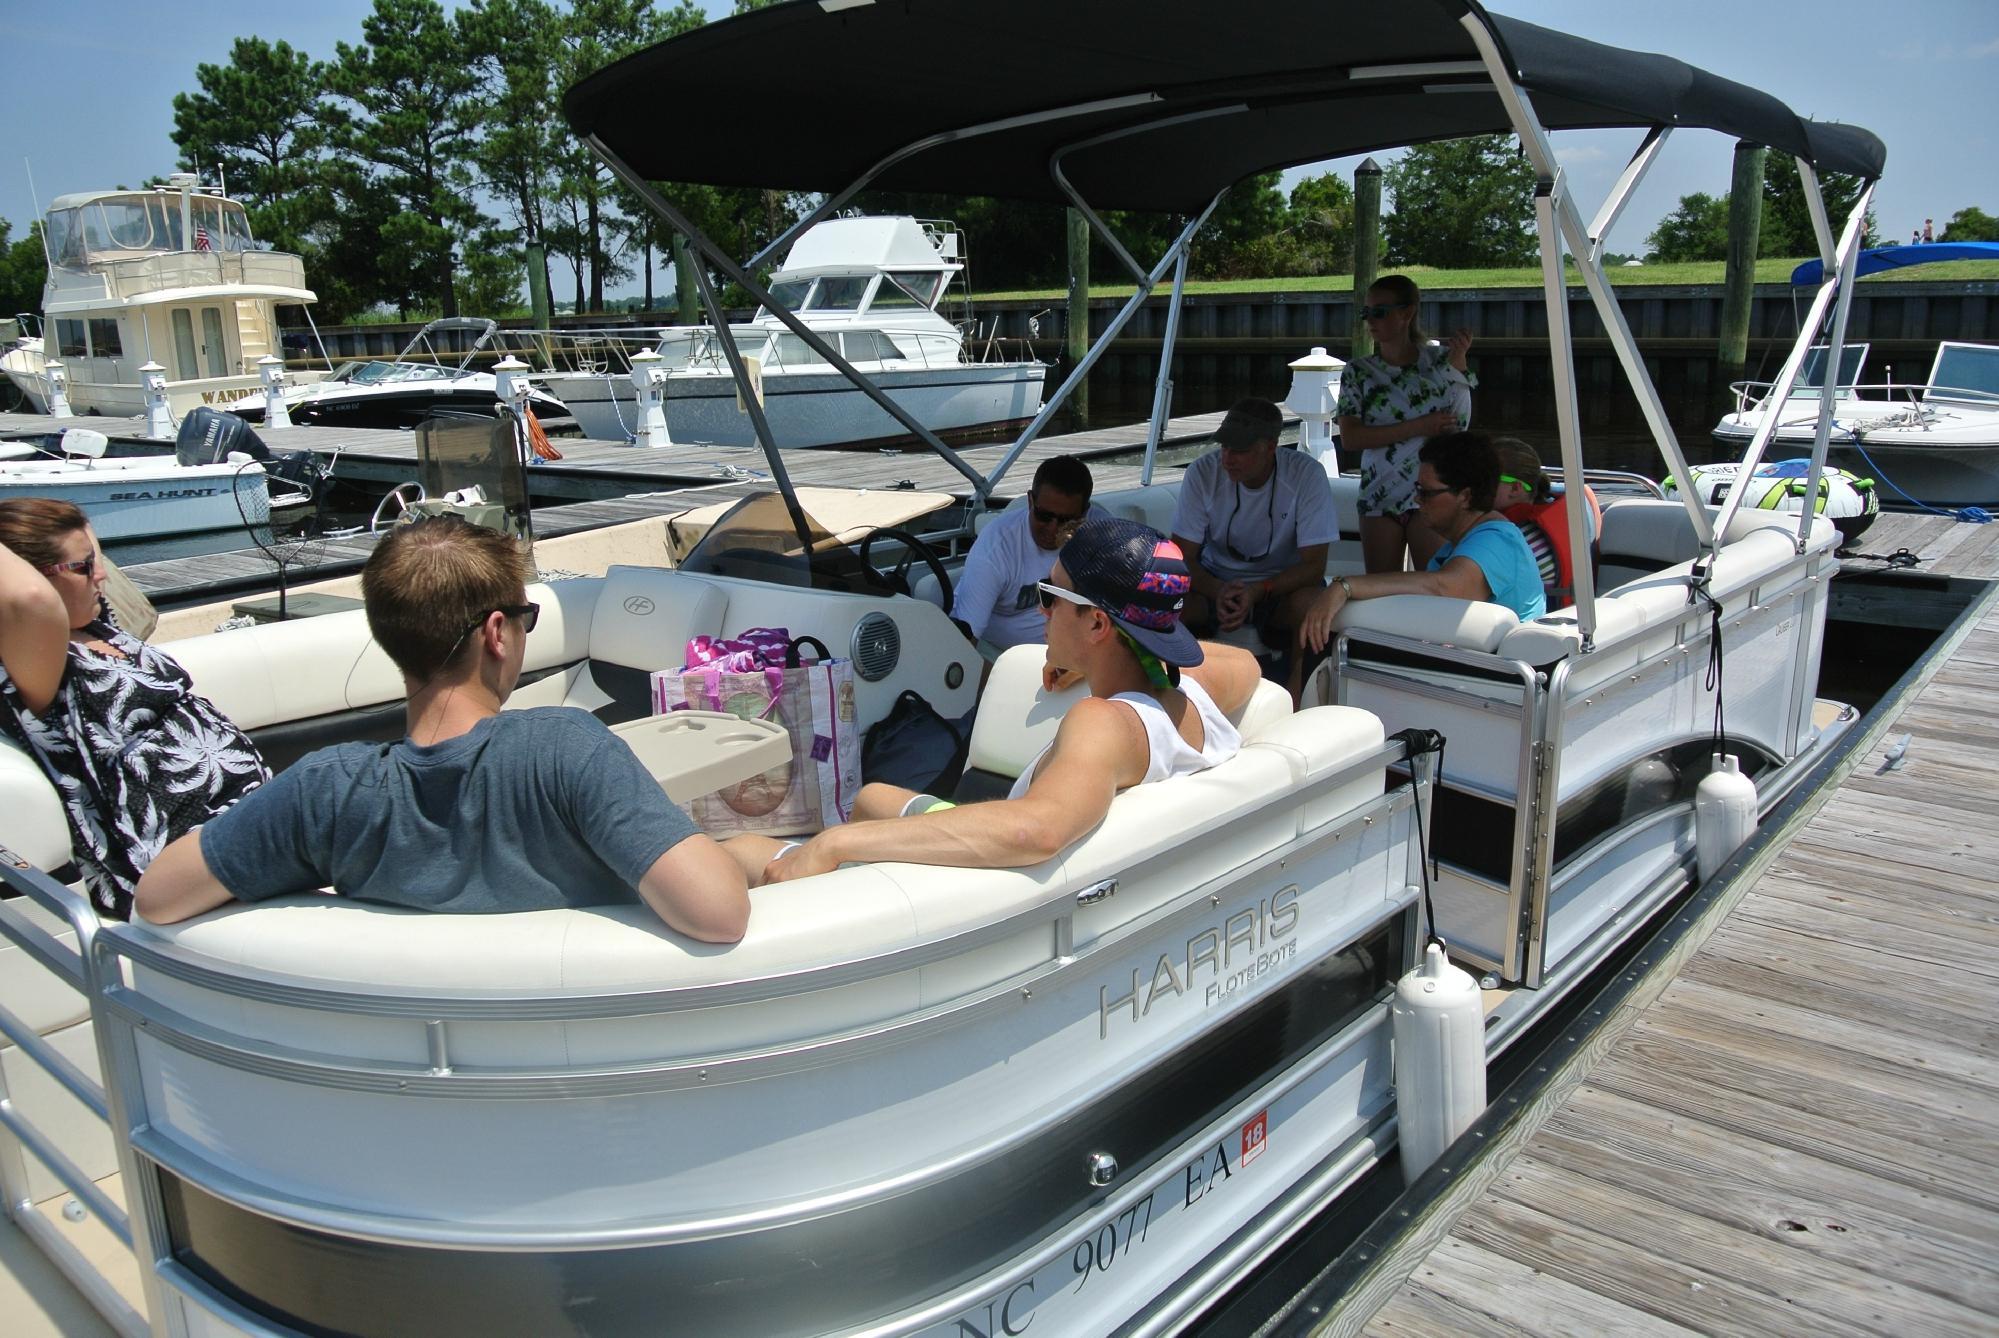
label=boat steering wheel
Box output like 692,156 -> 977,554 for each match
370,482 -> 426,532
857,526 -> 953,608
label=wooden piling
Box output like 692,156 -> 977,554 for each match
672,235 -> 699,326
1353,157 -> 1383,358
1067,206 -> 1091,426
1717,140 -> 1767,399
526,243 -> 553,330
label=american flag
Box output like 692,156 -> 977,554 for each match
193,225 -> 212,252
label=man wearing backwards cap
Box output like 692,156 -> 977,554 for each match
1170,396 -> 1339,652
730,520 -> 1261,884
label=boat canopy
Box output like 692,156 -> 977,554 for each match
1791,241 -> 1999,285
564,0 -> 1886,214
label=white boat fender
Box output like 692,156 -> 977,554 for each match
1392,941 -> 1486,1186
1694,751 -> 1758,882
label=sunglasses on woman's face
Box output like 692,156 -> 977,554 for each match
1036,581 -> 1094,611
43,554 -> 97,579
1414,483 -> 1461,501
1360,302 -> 1411,320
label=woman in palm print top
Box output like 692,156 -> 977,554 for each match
0,498 -> 267,918
1335,275 -> 1476,574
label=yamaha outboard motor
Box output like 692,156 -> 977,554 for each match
176,405 -> 273,466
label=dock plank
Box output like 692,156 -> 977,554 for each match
1332,592 -> 1999,1336
1365,1238 -> 1701,1338
1486,1155 -> 1997,1335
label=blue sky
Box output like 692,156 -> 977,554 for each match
2,0 -> 1994,291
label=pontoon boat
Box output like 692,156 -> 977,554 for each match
0,3 -> 1886,1334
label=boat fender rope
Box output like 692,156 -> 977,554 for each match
1389,728 -> 1448,949
1841,431 -> 1990,524
1688,581 -> 1727,750
1844,546 -> 1923,568
525,407 -> 562,461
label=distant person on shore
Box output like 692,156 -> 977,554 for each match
1296,433 -> 1545,692
1924,218 -> 1935,243
952,455 -> 1101,652
1492,438 -> 1601,612
1169,397 -> 1338,658
0,498 -> 268,920
135,517 -> 750,941
1912,227 -> 1923,245
727,520 -> 1260,885
1336,275 -> 1477,576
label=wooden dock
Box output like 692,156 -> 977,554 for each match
1325,581 -> 1999,1337
0,409 -> 1228,502
0,409 -> 1233,603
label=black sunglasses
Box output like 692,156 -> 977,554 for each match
441,601 -> 540,667
1414,483 -> 1461,500
1360,302 -> 1411,320
1029,492 -> 1086,527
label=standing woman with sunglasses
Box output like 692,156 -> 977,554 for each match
0,497 -> 267,917
1335,275 -> 1476,575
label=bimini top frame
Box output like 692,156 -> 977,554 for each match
567,0 -> 1884,647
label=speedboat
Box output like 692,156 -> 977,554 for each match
0,425 -> 286,541
0,174 -> 326,419
536,215 -> 1047,447
1714,242 -> 1999,507
230,317 -> 572,431
0,3 -> 1883,1334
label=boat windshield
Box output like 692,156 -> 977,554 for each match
328,361 -> 456,386
677,490 -> 897,595
1928,344 -> 1999,405
45,195 -> 255,266
869,271 -> 945,311
764,280 -> 811,314
804,275 -> 870,312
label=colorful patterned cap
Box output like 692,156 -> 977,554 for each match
1058,518 -> 1204,667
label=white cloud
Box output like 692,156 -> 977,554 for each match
1964,38 -> 1999,58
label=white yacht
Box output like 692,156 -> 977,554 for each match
0,175 -> 324,419
0,3 -> 1889,1334
539,216 -> 1047,447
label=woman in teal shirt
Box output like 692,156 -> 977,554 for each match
1295,433 -> 1545,688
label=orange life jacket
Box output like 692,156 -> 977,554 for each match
1503,487 -> 1600,610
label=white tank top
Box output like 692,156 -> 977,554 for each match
1007,676 -> 1242,800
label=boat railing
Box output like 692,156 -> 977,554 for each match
527,321 -> 975,379
1726,376 -> 1999,414
63,249 -> 311,304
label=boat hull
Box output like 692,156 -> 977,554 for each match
555,362 -> 1047,447
0,457 -> 265,540
1713,405 -> 1999,507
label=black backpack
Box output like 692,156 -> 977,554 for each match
862,690 -> 968,794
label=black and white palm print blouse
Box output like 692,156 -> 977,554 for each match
0,612 -> 268,919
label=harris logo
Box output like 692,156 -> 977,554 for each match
622,596 -> 656,616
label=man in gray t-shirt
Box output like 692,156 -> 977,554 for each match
135,520 -> 749,942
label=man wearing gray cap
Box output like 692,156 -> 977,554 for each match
1170,396 -> 1338,656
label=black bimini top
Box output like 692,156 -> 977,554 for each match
564,0 -> 1885,214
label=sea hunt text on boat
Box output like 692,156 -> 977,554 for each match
1099,885 -> 1300,1039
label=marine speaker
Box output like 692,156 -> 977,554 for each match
850,612 -> 901,682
